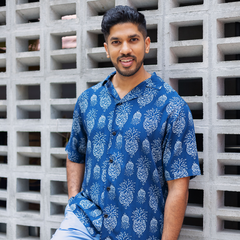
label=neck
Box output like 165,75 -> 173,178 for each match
112,65 -> 151,99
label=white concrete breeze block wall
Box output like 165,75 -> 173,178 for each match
0,0 -> 240,239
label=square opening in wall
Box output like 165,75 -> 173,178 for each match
0,177 -> 7,190
17,132 -> 41,147
51,154 -> 66,168
51,54 -> 76,70
17,153 -> 41,166
16,57 -> 40,72
0,153 -> 7,164
0,41 -> 6,53
217,43 -> 240,62
172,0 -> 204,7
0,1 -> 6,7
50,32 -> 76,50
0,10 -> 6,25
50,202 -> 65,216
0,222 -> 6,235
0,85 -> 6,99
225,22 -> 240,38
196,133 -> 203,152
51,105 -> 74,119
87,0 -> 115,17
224,134 -> 240,153
16,225 -> 40,239
16,7 -> 40,24
188,189 -> 204,207
87,31 -> 105,48
218,219 -> 240,233
50,181 -> 68,195
219,0 -> 240,3
0,109 -> 7,119
17,106 -> 41,119
182,215 -> 203,231
17,0 -> 39,4
0,132 -> 7,145
16,84 -> 40,100
50,132 -> 70,148
17,178 -> 41,193
0,59 -> 6,72
220,77 -> 240,96
17,199 -> 40,213
50,3 -> 76,21
16,36 -> 40,52
50,83 -> 76,99
170,45 -> 203,64
130,0 -> 158,11
0,199 -> 6,209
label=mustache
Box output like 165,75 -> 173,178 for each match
117,54 -> 136,62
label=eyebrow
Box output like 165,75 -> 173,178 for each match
109,34 -> 141,42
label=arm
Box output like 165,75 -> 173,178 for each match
161,177 -> 190,240
66,155 -> 85,200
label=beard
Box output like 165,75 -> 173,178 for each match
112,54 -> 145,77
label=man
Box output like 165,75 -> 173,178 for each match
52,5 -> 201,240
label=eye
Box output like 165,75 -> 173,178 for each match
111,40 -> 120,45
130,38 -> 139,42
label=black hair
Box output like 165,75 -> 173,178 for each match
101,5 -> 147,40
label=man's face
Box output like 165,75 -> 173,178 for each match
104,22 -> 150,77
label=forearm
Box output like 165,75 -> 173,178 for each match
161,178 -> 189,240
66,155 -> 85,200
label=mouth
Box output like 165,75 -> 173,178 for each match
119,58 -> 134,68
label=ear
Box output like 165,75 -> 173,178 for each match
145,36 -> 151,54
104,42 -> 110,58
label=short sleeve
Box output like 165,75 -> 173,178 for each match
65,97 -> 87,163
162,103 -> 201,181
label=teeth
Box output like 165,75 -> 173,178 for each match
121,59 -> 132,62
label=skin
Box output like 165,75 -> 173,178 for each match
67,22 -> 189,240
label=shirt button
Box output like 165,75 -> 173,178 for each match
112,131 -> 116,136
104,214 -> 108,218
107,187 -> 111,191
109,159 -> 113,163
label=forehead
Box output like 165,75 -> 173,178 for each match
108,22 -> 143,39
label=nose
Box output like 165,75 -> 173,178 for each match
120,41 -> 132,55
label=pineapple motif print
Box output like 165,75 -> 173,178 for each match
108,185 -> 116,200
103,205 -> 118,234
124,128 -> 140,158
150,217 -> 158,233
137,156 -> 150,185
142,138 -> 150,154
97,115 -> 106,129
149,185 -> 160,213
85,157 -> 92,184
79,200 -> 94,210
155,94 -> 167,107
93,164 -> 100,180
152,169 -> 160,184
172,110 -> 186,137
184,130 -> 198,159
137,188 -> 146,204
151,138 -> 162,163
72,137 -> 78,150
147,237 -> 158,240
125,160 -> 134,176
119,179 -> 135,209
100,89 -> 111,111
108,152 -> 124,181
90,94 -> 97,106
143,108 -> 162,136
115,102 -> 132,130
78,138 -> 86,154
116,232 -> 131,240
107,111 -> 114,132
91,82 -> 102,92
157,166 -> 164,187
92,217 -> 103,231
90,183 -> 100,205
79,92 -> 88,113
131,111 -> 142,125
72,111 -> 81,134
116,133 -> 123,149
171,158 -> 188,179
188,111 -> 194,126
101,160 -> 108,183
163,142 -> 171,166
166,97 -> 184,118
87,140 -> 91,154
93,132 -> 106,161
132,208 -> 148,237
192,162 -> 201,175
174,140 -> 183,156
75,209 -> 90,225
121,214 -> 130,229
164,82 -> 173,93
90,209 -> 102,218
137,88 -> 158,108
86,109 -> 97,135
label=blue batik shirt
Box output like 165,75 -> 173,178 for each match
65,72 -> 201,240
